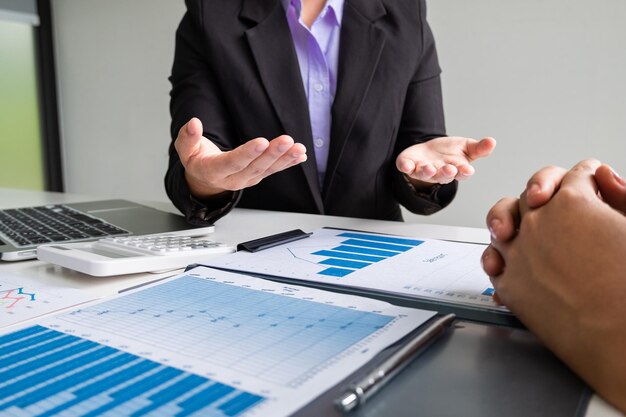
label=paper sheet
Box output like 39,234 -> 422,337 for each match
0,273 -> 100,328
205,228 -> 507,311
0,266 -> 435,417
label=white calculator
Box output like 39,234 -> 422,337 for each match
37,232 -> 235,277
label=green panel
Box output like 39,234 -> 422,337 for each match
0,20 -> 44,190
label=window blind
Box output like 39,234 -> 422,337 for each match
0,0 -> 39,25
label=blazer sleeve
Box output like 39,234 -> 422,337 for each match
391,0 -> 457,215
165,0 -> 241,225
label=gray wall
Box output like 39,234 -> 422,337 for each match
52,0 -> 186,202
52,0 -> 626,228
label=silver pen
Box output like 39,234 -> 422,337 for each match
334,313 -> 456,413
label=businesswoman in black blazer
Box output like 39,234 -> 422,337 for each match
165,0 -> 496,224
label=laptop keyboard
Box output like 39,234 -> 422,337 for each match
0,205 -> 129,247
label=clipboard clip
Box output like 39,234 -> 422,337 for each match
236,229 -> 312,252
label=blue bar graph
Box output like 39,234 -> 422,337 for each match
178,383 -> 236,417
326,245 -> 401,258
337,232 -> 424,246
0,325 -> 265,417
219,392 -> 265,416
319,258 -> 371,269
340,239 -> 414,252
316,267 -> 353,277
482,288 -> 495,296
311,250 -> 385,263
315,232 -> 423,278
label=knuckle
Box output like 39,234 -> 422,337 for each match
263,167 -> 277,177
518,209 -> 540,235
494,197 -> 515,210
228,179 -> 247,190
486,205 -> 500,222
228,158 -> 248,173
557,185 -> 587,204
488,197 -> 516,221
245,178 -> 262,188
571,158 -> 600,173
248,166 -> 264,177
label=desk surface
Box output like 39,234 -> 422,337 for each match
0,188 -> 621,417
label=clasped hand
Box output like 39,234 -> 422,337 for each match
482,159 -> 626,301
480,159 -> 626,411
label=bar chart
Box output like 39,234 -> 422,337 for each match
0,267 -> 432,417
206,228 -> 501,310
0,325 -> 264,417
310,232 -> 423,277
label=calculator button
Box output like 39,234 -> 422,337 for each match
94,233 -> 233,257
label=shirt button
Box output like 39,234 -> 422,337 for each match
314,83 -> 324,92
314,138 -> 324,148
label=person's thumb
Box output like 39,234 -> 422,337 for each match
186,116 -> 203,137
596,164 -> 626,214
175,118 -> 218,164
466,137 -> 497,160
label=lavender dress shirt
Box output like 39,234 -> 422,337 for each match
282,0 -> 344,188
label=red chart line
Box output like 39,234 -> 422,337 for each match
0,288 -> 36,308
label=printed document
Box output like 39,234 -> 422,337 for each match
0,266 -> 435,417
205,228 -> 507,311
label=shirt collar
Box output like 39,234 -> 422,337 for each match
281,0 -> 344,26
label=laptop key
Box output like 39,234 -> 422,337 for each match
0,204 -> 130,248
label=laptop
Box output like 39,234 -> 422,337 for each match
0,199 -> 214,261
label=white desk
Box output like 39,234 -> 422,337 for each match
0,188 -> 620,417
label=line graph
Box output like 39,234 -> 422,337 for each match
57,275 -> 394,387
0,278 -> 98,328
0,287 -> 36,308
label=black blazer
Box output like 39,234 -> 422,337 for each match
166,0 -> 457,223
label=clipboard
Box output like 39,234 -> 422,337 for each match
189,227 -> 521,327
183,228 -> 592,416
292,319 -> 591,417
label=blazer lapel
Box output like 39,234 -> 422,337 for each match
324,0 -> 387,194
241,0 -> 324,213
